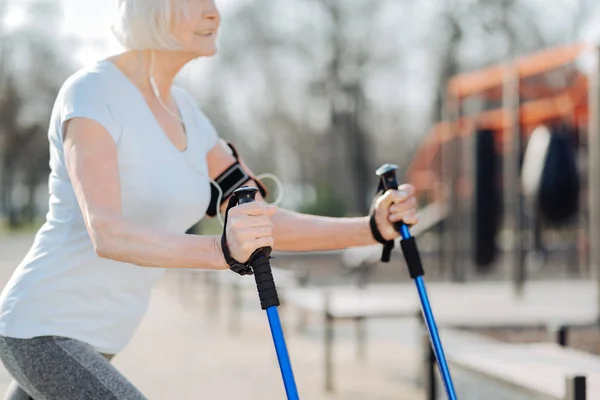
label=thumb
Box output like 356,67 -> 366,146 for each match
378,190 -> 396,208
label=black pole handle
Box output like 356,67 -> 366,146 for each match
232,186 -> 279,309
375,164 -> 410,235
234,186 -> 260,204
375,164 -> 424,278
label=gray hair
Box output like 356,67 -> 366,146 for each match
111,0 -> 186,51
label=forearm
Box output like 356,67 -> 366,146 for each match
91,216 -> 226,270
271,208 -> 377,252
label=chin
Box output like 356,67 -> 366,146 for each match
186,45 -> 218,58
204,46 -> 218,57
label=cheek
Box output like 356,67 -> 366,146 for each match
171,12 -> 199,44
171,23 -> 193,45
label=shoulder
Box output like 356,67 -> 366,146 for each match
53,61 -> 123,143
58,61 -> 113,100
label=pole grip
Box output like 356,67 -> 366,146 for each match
375,164 -> 425,277
376,164 -> 412,239
233,187 -> 280,310
250,253 -> 280,309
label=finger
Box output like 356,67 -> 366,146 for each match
390,197 -> 417,213
234,202 -> 268,216
389,208 -> 417,222
253,236 -> 275,249
403,212 -> 419,225
378,190 -> 397,207
390,187 -> 414,204
391,210 -> 418,225
248,215 -> 273,228
233,215 -> 272,231
250,226 -> 272,239
397,184 -> 415,198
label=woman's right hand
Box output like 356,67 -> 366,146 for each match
225,202 -> 277,263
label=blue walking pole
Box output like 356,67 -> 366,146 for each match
375,164 -> 458,400
231,187 -> 300,400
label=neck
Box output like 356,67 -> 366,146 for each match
115,50 -> 194,99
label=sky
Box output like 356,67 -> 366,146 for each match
3,0 -> 247,65
60,0 -> 243,39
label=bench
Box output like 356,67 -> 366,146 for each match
282,284 -> 420,391
425,328 -> 600,400
281,280 -> 599,393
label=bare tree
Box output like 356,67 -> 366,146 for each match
199,0 -> 399,215
0,0 -> 77,228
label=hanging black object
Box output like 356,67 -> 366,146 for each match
472,128 -> 500,269
537,127 -> 579,225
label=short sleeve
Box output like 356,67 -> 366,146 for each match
58,72 -> 122,145
196,109 -> 220,154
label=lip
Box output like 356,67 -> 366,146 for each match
196,30 -> 216,37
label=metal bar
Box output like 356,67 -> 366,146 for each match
423,326 -> 437,400
588,46 -> 600,319
324,294 -> 334,392
355,316 -> 366,361
440,94 -> 458,280
548,325 -> 569,347
565,375 -> 586,400
503,64 -> 526,296
448,97 -> 462,282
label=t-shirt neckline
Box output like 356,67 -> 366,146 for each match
97,58 -> 190,155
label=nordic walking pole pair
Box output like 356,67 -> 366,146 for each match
229,166 -> 457,399
375,163 -> 458,400
228,187 -> 300,400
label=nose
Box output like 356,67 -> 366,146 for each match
204,0 -> 220,21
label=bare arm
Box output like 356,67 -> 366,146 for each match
270,210 -> 375,251
64,117 -> 226,270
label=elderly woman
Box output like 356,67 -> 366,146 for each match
0,0 -> 417,398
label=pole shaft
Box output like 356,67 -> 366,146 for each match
416,277 -> 458,400
267,306 -> 300,400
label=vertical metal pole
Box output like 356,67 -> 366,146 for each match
464,124 -> 475,278
548,324 -> 569,347
438,99 -> 448,277
503,65 -> 525,296
423,328 -> 437,400
443,94 -> 462,282
324,293 -> 334,392
566,375 -> 587,400
578,112 -> 590,278
355,317 -> 366,361
588,46 -> 600,319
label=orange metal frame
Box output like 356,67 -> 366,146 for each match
406,42 -> 593,202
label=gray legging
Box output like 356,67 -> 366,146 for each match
0,335 -> 147,400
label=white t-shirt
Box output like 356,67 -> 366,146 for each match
0,59 -> 219,354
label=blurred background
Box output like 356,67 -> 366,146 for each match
2,0 -> 600,399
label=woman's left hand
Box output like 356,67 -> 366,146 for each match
372,184 -> 418,241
